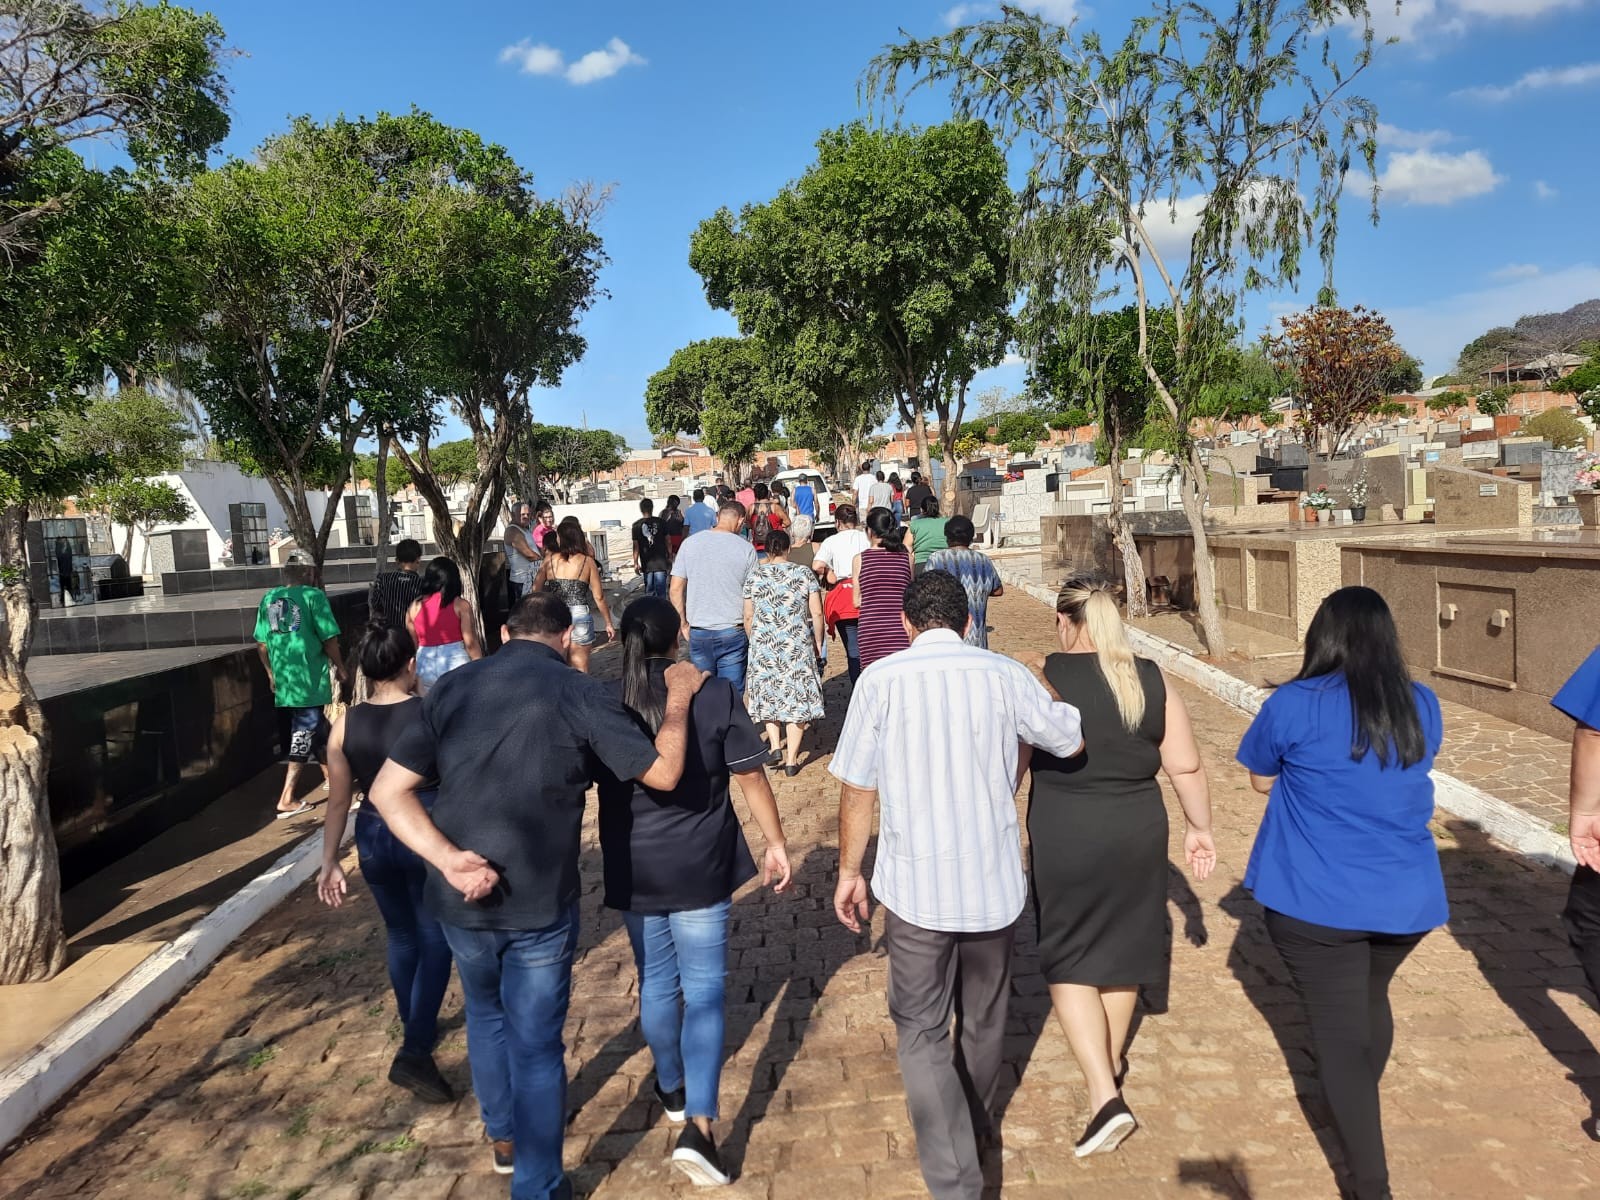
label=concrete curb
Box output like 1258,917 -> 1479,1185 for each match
998,568 -> 1575,873
0,824 -> 342,1153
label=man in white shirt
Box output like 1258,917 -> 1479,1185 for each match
852,461 -> 877,514
830,572 -> 1084,1200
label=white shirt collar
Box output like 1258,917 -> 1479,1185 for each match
912,628 -> 964,646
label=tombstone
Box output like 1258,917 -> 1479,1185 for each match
1541,448 -> 1580,505
26,517 -> 90,607
148,529 -> 212,575
343,494 -> 375,547
1502,440 -> 1550,468
228,501 -> 269,567
1277,444 -> 1310,468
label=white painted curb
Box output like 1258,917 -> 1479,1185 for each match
0,824 -> 344,1153
999,569 -> 1575,873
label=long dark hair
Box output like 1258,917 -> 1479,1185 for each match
620,596 -> 680,733
420,556 -> 463,606
866,506 -> 904,553
1295,586 -> 1425,768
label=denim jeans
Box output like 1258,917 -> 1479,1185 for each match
355,811 -> 453,1057
622,900 -> 733,1121
688,626 -> 748,694
837,619 -> 862,683
416,641 -> 471,694
441,904 -> 581,1200
643,570 -> 669,599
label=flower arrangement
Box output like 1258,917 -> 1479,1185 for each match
1302,486 -> 1335,511
1345,469 -> 1369,508
1577,450 -> 1600,492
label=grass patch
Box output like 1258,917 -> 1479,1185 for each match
352,1074 -> 376,1092
366,1003 -> 384,1018
385,1019 -> 402,1041
229,1183 -> 270,1199
244,1046 -> 276,1071
352,1133 -> 418,1156
284,1105 -> 315,1139
312,948 -> 363,969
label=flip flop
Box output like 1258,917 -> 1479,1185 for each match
275,800 -> 314,820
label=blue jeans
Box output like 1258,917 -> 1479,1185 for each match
643,570 -> 669,599
838,619 -> 861,683
355,811 -> 453,1057
622,900 -> 732,1121
688,627 -> 748,694
441,905 -> 581,1200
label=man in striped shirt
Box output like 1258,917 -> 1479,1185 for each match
830,571 -> 1083,1200
368,539 -> 425,630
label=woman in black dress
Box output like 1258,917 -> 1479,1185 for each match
1026,575 -> 1216,1157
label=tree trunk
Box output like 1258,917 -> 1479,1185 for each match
1106,428 -> 1149,619
0,504 -> 65,984
374,433 -> 391,574
120,523 -> 135,564
1180,446 -> 1226,657
910,407 -> 932,481
935,380 -> 971,513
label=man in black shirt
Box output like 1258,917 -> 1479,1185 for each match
632,497 -> 672,599
370,593 -> 708,1198
904,471 -> 934,518
367,538 -> 425,630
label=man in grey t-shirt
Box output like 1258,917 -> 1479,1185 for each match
670,500 -> 758,692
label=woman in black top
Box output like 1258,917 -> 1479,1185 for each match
317,624 -> 454,1106
595,596 -> 791,1188
1026,575 -> 1214,1158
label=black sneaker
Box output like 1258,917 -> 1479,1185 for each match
387,1050 -> 453,1105
654,1078 -> 687,1123
1114,1054 -> 1130,1089
671,1123 -> 731,1187
1074,1096 -> 1136,1158
491,1139 -> 514,1175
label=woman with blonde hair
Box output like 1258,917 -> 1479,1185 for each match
1024,574 -> 1216,1158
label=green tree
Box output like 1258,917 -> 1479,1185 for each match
80,477 -> 193,568
356,450 -> 413,495
1426,391 -> 1470,420
1476,385 -> 1514,417
1552,358 -> 1600,396
515,424 -> 627,498
381,142 -> 605,620
1382,354 -> 1424,396
0,0 -> 229,984
645,338 -> 784,482
61,388 -> 193,561
1521,408 -> 1587,450
690,121 -> 1014,507
871,0 -> 1390,654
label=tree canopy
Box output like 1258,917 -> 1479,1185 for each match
645,338 -> 782,480
689,120 -> 1013,500
1270,305 -> 1406,458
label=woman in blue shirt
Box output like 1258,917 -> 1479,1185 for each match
1236,586 -> 1446,1200
1550,647 -> 1600,1008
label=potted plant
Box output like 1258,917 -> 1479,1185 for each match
1303,486 -> 1336,523
1346,469 -> 1369,523
1576,451 -> 1600,527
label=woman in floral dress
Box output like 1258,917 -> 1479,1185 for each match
742,529 -> 826,776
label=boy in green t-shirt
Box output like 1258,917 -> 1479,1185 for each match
255,557 -> 346,818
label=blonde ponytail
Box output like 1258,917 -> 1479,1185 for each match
1057,576 -> 1146,732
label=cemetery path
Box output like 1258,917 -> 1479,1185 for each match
2,593 -> 1597,1199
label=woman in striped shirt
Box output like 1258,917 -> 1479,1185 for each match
851,507 -> 912,671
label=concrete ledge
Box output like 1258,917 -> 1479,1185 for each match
0,825 -> 342,1152
998,567 -> 1576,873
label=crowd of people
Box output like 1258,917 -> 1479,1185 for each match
241,462 -> 1600,1200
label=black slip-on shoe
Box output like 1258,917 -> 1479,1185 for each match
491,1138 -> 514,1175
671,1123 -> 731,1187
654,1078 -> 687,1123
1074,1096 -> 1136,1158
388,1050 -> 453,1105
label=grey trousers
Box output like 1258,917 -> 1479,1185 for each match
882,907 -> 1016,1200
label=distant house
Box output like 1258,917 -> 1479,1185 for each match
1485,353 -> 1588,387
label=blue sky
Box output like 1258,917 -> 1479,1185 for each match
205,0 -> 1600,447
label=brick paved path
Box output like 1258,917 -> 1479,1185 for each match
5,593 -> 1600,1199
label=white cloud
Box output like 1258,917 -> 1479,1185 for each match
1366,148 -> 1503,206
942,3 -> 987,25
1535,180 -> 1560,200
1490,263 -> 1541,281
497,36 -> 645,86
1453,0 -> 1585,14
1021,0 -> 1080,18
499,40 -> 565,76
565,37 -> 646,85
1376,123 -> 1453,151
1457,61 -> 1600,101
1358,0 -> 1585,45
1381,263 -> 1600,377
1001,350 -> 1027,368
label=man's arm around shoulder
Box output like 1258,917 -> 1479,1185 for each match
1011,659 -> 1084,758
